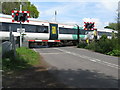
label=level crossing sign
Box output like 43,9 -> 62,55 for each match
17,28 -> 25,34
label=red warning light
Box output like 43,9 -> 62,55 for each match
23,13 -> 27,16
12,10 -> 14,13
12,20 -> 14,22
16,13 -> 19,16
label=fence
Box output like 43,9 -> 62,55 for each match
2,34 -> 16,57
2,41 -> 12,55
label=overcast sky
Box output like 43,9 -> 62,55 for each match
29,0 -> 119,29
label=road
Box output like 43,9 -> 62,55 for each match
34,46 -> 119,88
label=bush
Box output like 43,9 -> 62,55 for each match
85,35 -> 114,54
107,50 -> 120,56
100,34 -> 107,40
98,38 -> 113,54
85,41 -> 96,50
111,38 -> 120,50
78,34 -> 120,56
77,42 -> 87,48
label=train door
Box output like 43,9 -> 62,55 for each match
49,23 -> 58,40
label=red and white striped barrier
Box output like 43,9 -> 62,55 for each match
28,40 -> 61,42
11,10 -> 30,22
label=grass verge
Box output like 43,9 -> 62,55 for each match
2,47 -> 40,72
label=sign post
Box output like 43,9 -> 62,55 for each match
17,27 -> 25,47
20,22 -> 22,47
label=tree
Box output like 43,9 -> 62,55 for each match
2,1 -> 39,18
104,26 -> 112,29
104,23 -> 118,30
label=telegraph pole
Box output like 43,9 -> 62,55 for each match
118,1 -> 120,44
55,11 -> 57,22
118,1 -> 120,27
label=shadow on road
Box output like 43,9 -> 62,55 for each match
3,66 -> 67,88
29,45 -> 76,49
48,68 -> 119,88
3,65 -> 119,89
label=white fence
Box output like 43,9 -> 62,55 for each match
2,33 -> 16,56
2,41 -> 12,55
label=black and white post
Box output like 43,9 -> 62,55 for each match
20,4 -> 22,47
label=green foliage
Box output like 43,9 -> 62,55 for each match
99,34 -> 107,40
111,38 -> 120,50
3,47 -> 40,72
77,42 -> 87,48
2,1 -> 39,18
85,35 -> 113,54
99,39 -> 113,53
104,23 -> 118,30
81,34 -> 120,56
104,26 -> 112,29
107,50 -> 120,56
104,23 -> 120,40
16,47 -> 40,65
85,41 -> 97,51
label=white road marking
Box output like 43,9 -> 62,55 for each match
40,53 -> 63,55
33,48 -> 37,52
54,48 -> 120,69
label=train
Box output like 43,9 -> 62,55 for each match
0,13 -> 118,47
97,28 -> 118,39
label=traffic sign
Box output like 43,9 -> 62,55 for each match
84,22 -> 95,30
17,28 -> 25,33
12,10 -> 30,22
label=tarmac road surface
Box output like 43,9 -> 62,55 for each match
34,46 -> 119,88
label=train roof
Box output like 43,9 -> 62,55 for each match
97,28 -> 118,33
0,13 -> 48,22
0,13 -> 79,28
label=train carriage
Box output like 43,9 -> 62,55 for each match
0,14 -> 92,47
1,14 -> 117,47
97,29 -> 118,39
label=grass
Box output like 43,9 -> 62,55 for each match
2,47 -> 40,72
16,47 -> 40,65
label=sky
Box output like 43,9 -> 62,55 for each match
29,0 -> 119,29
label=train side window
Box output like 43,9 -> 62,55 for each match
107,32 -> 112,36
59,27 -> 67,34
80,29 -> 86,35
98,31 -> 112,36
36,26 -> 48,33
10,23 -> 19,32
59,27 -> 77,34
24,24 -> 36,33
0,23 -> 1,31
1,23 -> 9,31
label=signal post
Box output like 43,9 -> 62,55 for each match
11,7 -> 30,47
84,22 -> 96,44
